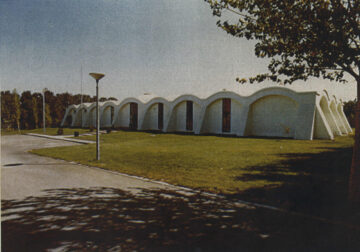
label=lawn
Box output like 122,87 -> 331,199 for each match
31,130 -> 357,220
1,127 -> 91,136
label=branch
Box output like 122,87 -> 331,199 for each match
224,7 -> 256,21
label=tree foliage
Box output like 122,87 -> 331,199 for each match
1,90 -> 115,130
207,0 -> 360,85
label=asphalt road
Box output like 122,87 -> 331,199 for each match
1,135 -> 174,200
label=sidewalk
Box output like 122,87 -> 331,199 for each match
26,133 -> 95,144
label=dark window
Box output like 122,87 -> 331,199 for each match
222,98 -> 231,132
129,103 -> 138,129
158,103 -> 164,130
186,101 -> 193,131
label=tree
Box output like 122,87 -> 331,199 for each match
20,91 -> 35,129
206,0 -> 360,202
13,89 -> 21,132
32,96 -> 39,129
344,100 -> 357,127
1,91 -> 14,130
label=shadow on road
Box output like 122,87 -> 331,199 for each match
2,187 -> 360,251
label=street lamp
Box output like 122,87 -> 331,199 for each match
43,88 -> 48,134
89,72 -> 105,161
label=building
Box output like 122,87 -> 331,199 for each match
61,87 -> 352,140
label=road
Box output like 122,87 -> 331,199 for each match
1,135 -> 174,200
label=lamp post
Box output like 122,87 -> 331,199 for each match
89,72 -> 105,161
42,88 -> 48,134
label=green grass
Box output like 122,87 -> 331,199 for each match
1,127 -> 91,136
31,131 -> 353,192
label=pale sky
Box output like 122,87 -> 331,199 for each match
0,0 -> 357,101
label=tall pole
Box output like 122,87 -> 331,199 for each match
80,66 -> 83,127
96,79 -> 100,161
89,72 -> 104,161
43,89 -> 46,134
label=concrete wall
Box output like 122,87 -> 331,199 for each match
115,103 -> 130,128
142,103 -> 159,130
330,101 -> 346,134
62,108 -> 76,127
167,101 -> 201,132
320,97 -> 341,136
100,105 -> 115,128
60,87 -> 351,140
88,107 -> 96,128
245,95 -> 298,138
73,108 -> 87,127
313,105 -> 334,140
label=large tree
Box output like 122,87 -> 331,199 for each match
206,0 -> 360,202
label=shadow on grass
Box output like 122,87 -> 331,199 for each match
2,187 -> 360,252
232,146 -> 360,222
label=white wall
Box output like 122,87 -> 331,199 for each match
330,102 -> 346,134
202,99 -> 222,133
320,98 -> 341,136
142,103 -> 159,130
167,101 -> 201,132
73,108 -> 86,127
115,104 -> 130,128
87,107 -> 96,128
313,106 -> 334,139
245,95 -> 298,138
100,106 -> 113,128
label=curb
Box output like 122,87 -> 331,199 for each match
25,133 -> 95,144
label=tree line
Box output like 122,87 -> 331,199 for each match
1,89 -> 117,131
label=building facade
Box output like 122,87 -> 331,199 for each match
61,87 -> 352,140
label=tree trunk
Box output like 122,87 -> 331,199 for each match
349,80 -> 360,203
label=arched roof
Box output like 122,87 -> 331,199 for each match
170,94 -> 203,107
247,86 -> 312,105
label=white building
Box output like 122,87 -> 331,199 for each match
61,87 -> 352,140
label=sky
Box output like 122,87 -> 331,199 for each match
0,0 -> 357,101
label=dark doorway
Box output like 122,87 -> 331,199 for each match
186,101 -> 193,131
158,103 -> 164,130
222,98 -> 231,132
129,103 -> 138,130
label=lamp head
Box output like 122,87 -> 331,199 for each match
89,73 -> 105,81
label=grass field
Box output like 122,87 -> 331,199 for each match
1,127 -> 91,136
31,130 -> 357,220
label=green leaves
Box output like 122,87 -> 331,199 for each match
205,0 -> 360,84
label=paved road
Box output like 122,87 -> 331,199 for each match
1,135 -> 175,200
